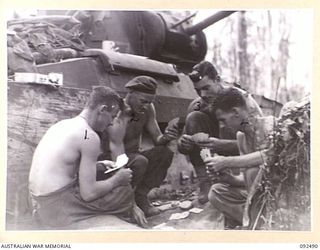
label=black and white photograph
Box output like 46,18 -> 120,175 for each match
6,9 -> 312,233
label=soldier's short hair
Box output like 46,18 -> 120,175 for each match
189,61 -> 220,82
214,88 -> 246,112
86,86 -> 123,110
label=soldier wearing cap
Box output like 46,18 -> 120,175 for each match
101,76 -> 179,218
178,61 -> 263,206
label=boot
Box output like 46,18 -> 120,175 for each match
224,217 -> 241,230
135,192 -> 161,217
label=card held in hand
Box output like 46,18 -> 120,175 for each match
200,147 -> 211,161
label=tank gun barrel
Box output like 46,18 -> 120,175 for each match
170,11 -> 198,29
185,11 -> 236,35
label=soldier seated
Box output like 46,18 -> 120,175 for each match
203,88 -> 276,229
100,76 -> 180,218
178,61 -> 262,204
29,86 -> 147,229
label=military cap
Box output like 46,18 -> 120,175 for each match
125,76 -> 158,94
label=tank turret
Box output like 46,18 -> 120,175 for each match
8,10 -> 236,70
69,10 -> 236,69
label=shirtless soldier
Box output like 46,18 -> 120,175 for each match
101,76 -> 179,217
29,86 -> 146,229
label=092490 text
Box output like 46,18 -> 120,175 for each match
300,244 -> 318,249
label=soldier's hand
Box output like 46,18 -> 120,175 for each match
97,160 -> 116,170
163,122 -> 180,141
203,153 -> 228,172
132,204 -> 148,228
163,128 -> 179,141
178,134 -> 195,151
113,168 -> 132,186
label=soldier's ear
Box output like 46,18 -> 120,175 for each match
99,105 -> 108,113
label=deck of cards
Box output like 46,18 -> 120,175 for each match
96,154 -> 129,175
200,147 -> 211,161
200,148 -> 221,183
105,154 -> 129,174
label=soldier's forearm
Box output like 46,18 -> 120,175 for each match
226,150 -> 267,169
80,176 -> 118,202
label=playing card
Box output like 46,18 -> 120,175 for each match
200,147 -> 211,161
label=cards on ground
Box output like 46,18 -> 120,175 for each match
169,211 -> 190,220
152,223 -> 175,230
189,208 -> 203,214
103,154 -> 129,174
179,200 -> 193,210
157,201 -> 179,211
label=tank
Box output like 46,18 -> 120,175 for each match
7,10 -> 241,126
6,10 -> 282,230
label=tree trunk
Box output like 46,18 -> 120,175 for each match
237,11 -> 250,91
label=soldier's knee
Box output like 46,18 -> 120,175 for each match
208,183 -> 225,205
133,154 -> 148,168
130,154 -> 148,176
186,111 -> 207,124
185,111 -> 211,135
157,145 -> 174,159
